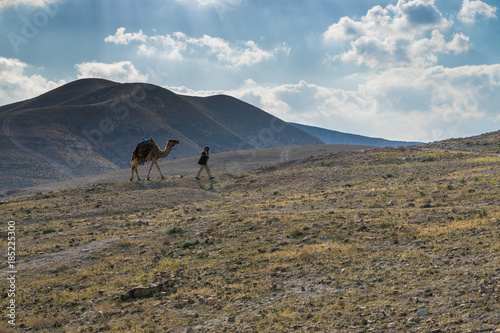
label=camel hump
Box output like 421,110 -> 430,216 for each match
131,137 -> 155,165
140,137 -> 155,145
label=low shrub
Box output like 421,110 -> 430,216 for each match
42,228 -> 56,234
168,226 -> 183,234
181,240 -> 198,248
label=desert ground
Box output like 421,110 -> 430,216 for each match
0,134 -> 499,332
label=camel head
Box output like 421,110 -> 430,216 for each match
168,139 -> 180,147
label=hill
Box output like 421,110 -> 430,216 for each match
290,122 -> 421,147
0,79 -> 322,191
0,131 -> 498,332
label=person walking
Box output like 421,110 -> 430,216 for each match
195,146 -> 214,179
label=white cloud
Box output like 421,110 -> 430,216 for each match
0,57 -> 65,105
324,0 -> 466,69
396,0 -> 447,28
358,64 -> 500,140
188,36 -> 275,68
168,63 -> 500,142
104,27 -> 147,45
318,1 -> 499,140
147,32 -> 187,60
105,28 -> 285,69
458,0 -> 497,24
74,61 -> 148,82
0,0 -> 60,10
446,32 -> 471,53
322,16 -> 364,41
408,31 -> 470,67
324,1 -> 450,42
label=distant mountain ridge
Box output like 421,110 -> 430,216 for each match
290,123 -> 421,147
0,78 -> 322,190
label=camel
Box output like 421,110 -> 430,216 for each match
130,138 -> 180,181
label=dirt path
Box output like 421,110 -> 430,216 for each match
0,237 -> 120,277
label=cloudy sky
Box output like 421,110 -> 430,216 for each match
1,0 -> 499,142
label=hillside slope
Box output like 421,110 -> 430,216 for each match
1,144 -> 373,198
0,79 -> 322,190
0,131 -> 498,332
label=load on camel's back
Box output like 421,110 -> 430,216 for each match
130,137 -> 180,181
131,137 -> 155,166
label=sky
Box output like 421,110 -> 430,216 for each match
0,0 -> 499,142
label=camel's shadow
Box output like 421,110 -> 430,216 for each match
128,179 -> 167,190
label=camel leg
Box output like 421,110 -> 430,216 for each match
130,163 -> 136,181
147,162 -> 155,180
135,163 -> 141,181
130,162 -> 141,181
147,159 -> 159,180
156,163 -> 165,180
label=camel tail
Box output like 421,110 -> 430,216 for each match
131,145 -> 139,164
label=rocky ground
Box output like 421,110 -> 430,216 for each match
0,132 -> 499,332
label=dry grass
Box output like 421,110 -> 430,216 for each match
1,135 -> 499,332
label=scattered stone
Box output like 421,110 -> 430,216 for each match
121,281 -> 173,301
486,301 -> 496,311
416,308 -> 428,316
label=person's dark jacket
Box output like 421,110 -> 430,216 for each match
197,151 -> 208,165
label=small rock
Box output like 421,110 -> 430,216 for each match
486,301 -> 496,311
121,282 -> 170,301
416,308 -> 428,316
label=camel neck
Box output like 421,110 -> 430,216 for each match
160,143 -> 174,157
